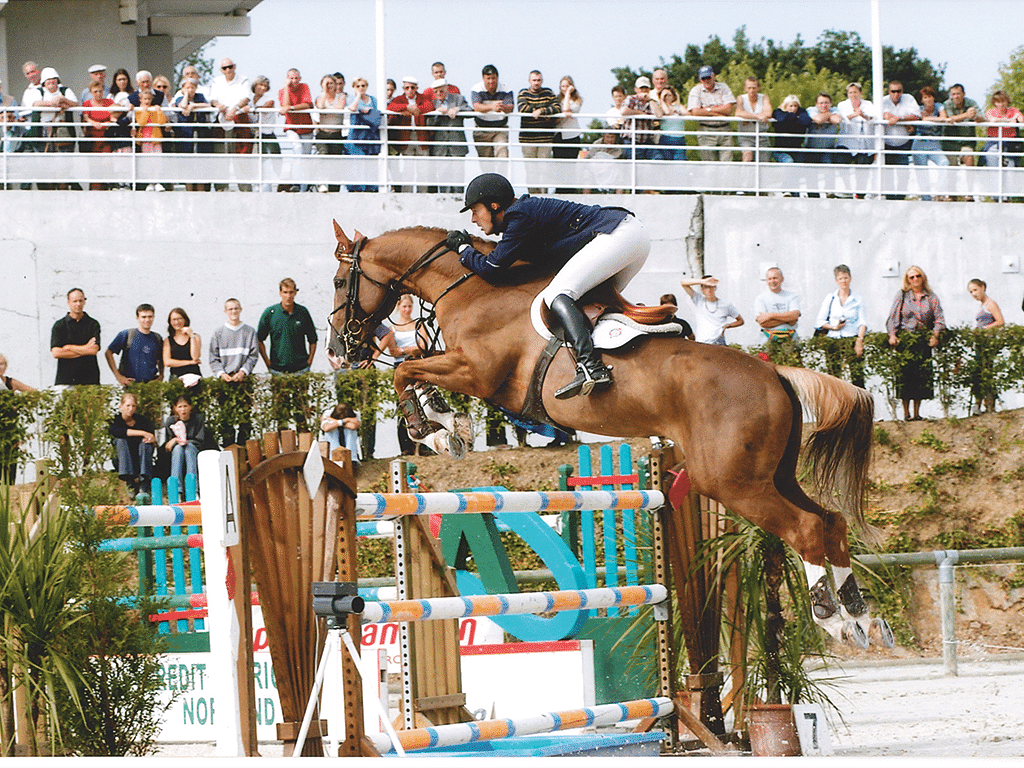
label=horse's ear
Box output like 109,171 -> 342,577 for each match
333,219 -> 348,243
353,229 -> 365,241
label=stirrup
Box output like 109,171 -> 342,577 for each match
555,362 -> 612,400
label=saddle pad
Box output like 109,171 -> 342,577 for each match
593,313 -> 683,351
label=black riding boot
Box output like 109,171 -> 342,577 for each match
549,294 -> 612,399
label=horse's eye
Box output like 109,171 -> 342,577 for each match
333,277 -> 346,290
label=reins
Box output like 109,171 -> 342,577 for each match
328,234 -> 474,365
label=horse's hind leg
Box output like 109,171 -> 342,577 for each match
778,481 -> 894,648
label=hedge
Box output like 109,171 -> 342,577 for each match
1,326 -> 1020,479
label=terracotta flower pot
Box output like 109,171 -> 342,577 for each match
747,703 -> 801,756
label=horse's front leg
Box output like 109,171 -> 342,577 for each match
394,350 -> 494,459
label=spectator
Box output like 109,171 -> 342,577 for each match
836,81 -> 877,166
886,266 -> 946,422
735,76 -> 772,163
129,70 -> 163,107
105,303 -> 164,386
152,74 -> 173,119
173,77 -> 212,190
388,76 -> 432,157
422,62 -> 460,101
389,294 -> 429,454
163,307 -> 202,385
51,288 -> 101,386
385,79 -> 396,102
943,83 -> 980,167
517,70 -> 560,192
19,61 -> 44,160
0,353 -> 35,392
880,80 -> 920,165
679,276 -> 744,345
108,68 -> 134,154
1,77 -> 22,156
967,278 -> 1004,414
82,80 -> 119,190
258,278 -> 318,374
171,64 -> 211,102
755,267 -> 801,360
109,391 -> 156,493
426,78 -> 469,193
35,67 -> 77,158
771,94 -> 812,165
579,131 -> 626,194
163,394 -> 206,487
658,293 -> 695,340
981,90 -> 1022,168
134,89 -> 167,177
315,73 -> 346,192
805,92 -> 842,164
912,86 -> 950,200
605,85 -> 627,134
470,64 -> 514,159
251,75 -> 280,192
209,58 -> 252,190
79,63 -> 108,103
651,68 -> 669,96
278,68 -> 314,192
813,264 -> 866,388
621,76 -> 661,160
346,77 -> 380,192
553,75 -> 584,163
209,297 -> 259,446
657,87 -> 689,160
686,65 -> 736,161
320,402 -> 361,468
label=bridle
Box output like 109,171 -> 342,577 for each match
327,235 -> 475,365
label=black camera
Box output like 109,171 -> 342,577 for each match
311,581 -> 365,628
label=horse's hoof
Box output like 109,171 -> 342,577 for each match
447,431 -> 467,460
869,617 -> 895,648
453,412 -> 474,444
841,620 -> 869,649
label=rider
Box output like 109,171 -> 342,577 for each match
446,173 -> 650,399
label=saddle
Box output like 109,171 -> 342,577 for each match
537,282 -> 677,331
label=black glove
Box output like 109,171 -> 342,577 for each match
446,230 -> 471,251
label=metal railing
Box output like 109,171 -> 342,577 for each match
2,106 -> 1023,199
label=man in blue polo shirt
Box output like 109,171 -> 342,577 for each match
257,278 -> 318,374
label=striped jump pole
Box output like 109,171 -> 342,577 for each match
98,533 -> 203,553
354,489 -> 664,519
369,696 -> 674,754
93,503 -> 203,527
360,584 -> 667,624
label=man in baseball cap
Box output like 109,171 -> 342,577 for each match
687,64 -> 736,161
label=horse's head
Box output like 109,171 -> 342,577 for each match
327,220 -> 400,369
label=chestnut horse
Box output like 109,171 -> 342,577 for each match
328,222 -> 892,648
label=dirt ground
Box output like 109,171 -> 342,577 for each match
360,409 -> 1024,659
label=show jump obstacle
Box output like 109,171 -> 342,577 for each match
92,434 -> 737,756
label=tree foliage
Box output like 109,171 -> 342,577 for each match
612,26 -> 948,105
991,44 -> 1024,108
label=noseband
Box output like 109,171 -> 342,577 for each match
327,235 -> 474,364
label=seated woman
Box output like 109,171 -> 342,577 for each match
320,403 -> 361,468
109,392 -> 156,492
163,394 -> 205,488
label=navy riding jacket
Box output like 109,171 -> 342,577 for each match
459,195 -> 631,279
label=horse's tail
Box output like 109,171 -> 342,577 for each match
775,366 -> 874,534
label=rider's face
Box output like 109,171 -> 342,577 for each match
470,202 -> 496,235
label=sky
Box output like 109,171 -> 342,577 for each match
206,0 -> 1023,115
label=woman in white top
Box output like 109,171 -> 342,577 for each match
814,264 -> 867,388
315,74 -> 346,191
389,295 -> 430,455
679,276 -> 744,345
734,76 -> 772,163
836,82 -> 877,164
554,75 -> 583,160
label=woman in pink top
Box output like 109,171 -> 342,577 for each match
982,90 -> 1022,168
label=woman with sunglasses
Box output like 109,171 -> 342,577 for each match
886,266 -> 946,421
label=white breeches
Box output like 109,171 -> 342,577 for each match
539,215 -> 650,305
